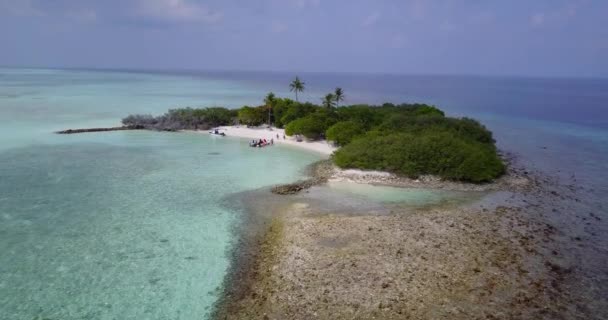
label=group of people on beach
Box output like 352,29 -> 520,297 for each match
250,138 -> 273,147
250,134 -> 287,148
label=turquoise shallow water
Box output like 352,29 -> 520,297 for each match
326,181 -> 469,205
0,68 -> 325,319
0,131 -> 322,319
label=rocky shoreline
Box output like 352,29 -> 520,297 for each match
271,161 -> 334,195
213,155 -> 605,319
55,125 -> 148,134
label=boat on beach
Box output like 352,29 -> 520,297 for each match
249,139 -> 272,148
209,128 -> 226,136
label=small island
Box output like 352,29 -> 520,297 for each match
118,89 -> 505,183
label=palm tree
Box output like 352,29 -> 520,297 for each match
322,93 -> 336,109
334,87 -> 344,107
264,92 -> 276,126
289,76 -> 305,102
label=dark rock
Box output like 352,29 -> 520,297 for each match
271,178 -> 326,195
271,182 -> 306,195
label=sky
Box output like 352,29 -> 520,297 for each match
0,0 -> 606,77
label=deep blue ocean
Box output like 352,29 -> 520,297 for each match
0,68 -> 606,319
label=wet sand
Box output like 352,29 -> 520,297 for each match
214,160 -> 607,319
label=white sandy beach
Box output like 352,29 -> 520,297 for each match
193,126 -> 337,155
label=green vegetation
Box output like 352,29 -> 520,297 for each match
285,110 -> 336,140
278,101 -> 316,126
322,93 -> 336,109
289,76 -> 305,101
333,132 -> 504,183
334,87 -> 344,107
281,100 -> 503,182
325,121 -> 365,146
264,92 -> 276,126
328,103 -> 504,182
122,107 -> 236,130
123,77 -> 504,182
271,98 -> 297,128
237,106 -> 267,127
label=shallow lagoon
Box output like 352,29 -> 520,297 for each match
0,131 -> 323,319
326,181 -> 471,205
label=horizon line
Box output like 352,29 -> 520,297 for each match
1,64 -> 606,81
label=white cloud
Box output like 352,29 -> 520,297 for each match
135,0 -> 223,23
362,12 -> 381,27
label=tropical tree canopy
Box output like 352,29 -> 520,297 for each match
237,106 -> 267,126
334,87 -> 344,106
322,93 -> 336,109
325,121 -> 364,146
264,92 -> 276,107
264,92 -> 276,125
289,76 -> 305,101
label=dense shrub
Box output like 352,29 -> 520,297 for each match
122,114 -> 158,127
335,105 -> 380,129
316,101 -> 498,181
414,105 -> 445,117
285,112 -> 336,140
445,117 -> 494,144
325,121 -> 365,146
271,98 -> 297,128
333,132 -> 505,183
205,107 -> 237,126
237,106 -> 267,126
122,107 -> 235,130
280,102 -> 316,126
376,113 -> 494,145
